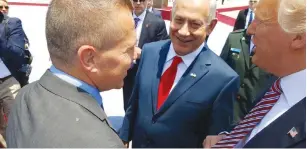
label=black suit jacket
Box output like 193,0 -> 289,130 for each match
233,9 -> 248,31
123,11 -> 168,110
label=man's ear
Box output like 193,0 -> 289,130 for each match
206,19 -> 217,35
77,45 -> 98,73
291,33 -> 306,50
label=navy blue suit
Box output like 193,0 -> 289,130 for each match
0,17 -> 27,84
120,40 -> 240,148
243,84 -> 306,148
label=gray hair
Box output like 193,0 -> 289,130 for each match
278,0 -> 306,34
46,0 -> 133,65
172,0 -> 217,23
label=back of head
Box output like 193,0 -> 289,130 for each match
46,0 -> 133,66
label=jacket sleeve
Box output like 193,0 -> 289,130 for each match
0,18 -> 26,70
119,46 -> 146,142
220,34 -> 231,62
155,19 -> 169,40
208,75 -> 240,135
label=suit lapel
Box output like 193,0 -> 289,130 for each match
240,32 -> 251,68
151,41 -> 171,114
39,71 -> 107,123
244,98 -> 306,148
138,11 -> 150,48
155,45 -> 211,116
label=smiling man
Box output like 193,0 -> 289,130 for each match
119,0 -> 240,147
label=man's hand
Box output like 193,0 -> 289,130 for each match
203,135 -> 226,148
134,46 -> 141,60
123,140 -> 129,148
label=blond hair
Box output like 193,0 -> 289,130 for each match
278,0 -> 306,34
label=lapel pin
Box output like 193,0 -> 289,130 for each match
146,24 -> 150,28
242,37 -> 246,41
190,73 -> 196,78
288,127 -> 298,138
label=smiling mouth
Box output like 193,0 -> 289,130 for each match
176,36 -> 193,43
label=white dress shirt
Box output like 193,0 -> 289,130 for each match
0,58 -> 11,78
237,69 -> 306,147
245,8 -> 255,29
133,10 -> 147,46
162,43 -> 204,93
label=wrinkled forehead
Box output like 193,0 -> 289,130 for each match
174,0 -> 209,21
255,0 -> 279,22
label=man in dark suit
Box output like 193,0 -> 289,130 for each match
206,0 -> 306,148
120,0 -> 240,147
233,0 -> 258,31
147,0 -> 162,18
6,0 -> 137,147
219,29 -> 276,124
123,0 -> 168,110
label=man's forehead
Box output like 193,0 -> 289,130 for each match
255,0 -> 279,21
174,0 -> 209,19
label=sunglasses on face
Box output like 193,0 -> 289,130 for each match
133,0 -> 146,2
0,6 -> 9,9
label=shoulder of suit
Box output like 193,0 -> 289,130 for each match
229,29 -> 246,37
146,11 -> 164,22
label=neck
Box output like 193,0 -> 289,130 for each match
278,52 -> 306,77
53,63 -> 96,88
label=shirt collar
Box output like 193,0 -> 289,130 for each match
133,10 -> 147,21
49,66 -> 102,106
280,69 -> 306,107
166,42 -> 204,67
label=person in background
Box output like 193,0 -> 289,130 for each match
123,0 -> 168,111
147,0 -> 162,18
0,0 -> 29,146
205,0 -> 306,147
220,28 -> 276,124
120,0 -> 240,147
6,0 -> 137,147
233,0 -> 258,31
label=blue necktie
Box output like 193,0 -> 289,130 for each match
134,17 -> 140,29
248,11 -> 253,26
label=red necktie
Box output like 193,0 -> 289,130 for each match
157,56 -> 182,110
213,79 -> 282,148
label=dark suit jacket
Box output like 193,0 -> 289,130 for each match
6,70 -> 124,148
151,8 -> 162,18
220,29 -> 276,123
120,40 -> 240,148
243,86 -> 306,148
123,11 -> 168,110
0,17 -> 27,83
233,9 -> 248,31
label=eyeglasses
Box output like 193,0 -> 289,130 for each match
0,6 -> 9,9
133,0 -> 146,2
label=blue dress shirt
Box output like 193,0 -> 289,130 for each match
49,66 -> 103,108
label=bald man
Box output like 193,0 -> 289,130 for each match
119,0 -> 240,147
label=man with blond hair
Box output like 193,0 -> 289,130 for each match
6,0 -> 137,147
204,0 -> 306,147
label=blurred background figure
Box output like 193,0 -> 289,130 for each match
233,0 -> 258,31
0,0 -> 30,146
147,0 -> 162,18
123,0 -> 168,111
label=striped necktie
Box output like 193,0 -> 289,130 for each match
213,79 -> 282,148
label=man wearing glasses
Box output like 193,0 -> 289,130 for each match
233,0 -> 258,31
123,0 -> 168,111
